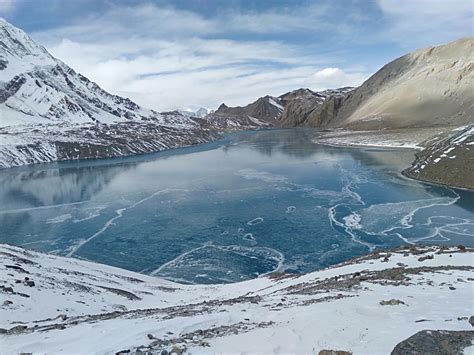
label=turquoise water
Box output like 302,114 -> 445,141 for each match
1,129 -> 473,284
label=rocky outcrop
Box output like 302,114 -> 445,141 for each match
403,126 -> 474,190
391,330 -> 474,355
278,88 -> 352,127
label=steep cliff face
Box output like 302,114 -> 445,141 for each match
205,95 -> 284,129
280,38 -> 473,130
278,88 -> 353,127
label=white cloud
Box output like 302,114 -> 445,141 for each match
29,3 -> 369,111
17,2 -> 378,111
0,0 -> 16,14
377,0 -> 474,46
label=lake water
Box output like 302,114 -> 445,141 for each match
1,129 -> 473,284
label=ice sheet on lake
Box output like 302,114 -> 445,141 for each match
357,197 -> 457,235
236,169 -> 288,183
247,217 -> 264,226
151,243 -> 284,284
343,213 -> 362,229
46,214 -> 72,224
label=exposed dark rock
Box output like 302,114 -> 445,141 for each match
205,95 -> 284,129
5,264 -> 29,273
278,88 -> 353,127
380,299 -> 406,306
391,330 -> 474,355
319,350 -> 352,355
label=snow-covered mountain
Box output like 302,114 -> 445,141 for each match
177,107 -> 212,118
0,17 -> 178,126
0,18 -> 221,168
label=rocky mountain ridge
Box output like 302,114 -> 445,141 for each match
204,95 -> 284,129
278,87 -> 353,127
205,87 -> 354,129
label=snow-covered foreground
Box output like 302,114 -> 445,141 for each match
1,244 -> 473,354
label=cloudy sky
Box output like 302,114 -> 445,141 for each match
1,0 -> 472,111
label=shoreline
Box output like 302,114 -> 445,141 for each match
1,124 -> 472,192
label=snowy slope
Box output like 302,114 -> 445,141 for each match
177,107 -> 212,118
403,125 -> 474,189
1,244 -> 473,354
0,18 -> 221,168
0,17 -> 170,126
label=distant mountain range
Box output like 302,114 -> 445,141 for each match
0,18 -> 472,189
177,107 -> 212,118
204,88 -> 353,129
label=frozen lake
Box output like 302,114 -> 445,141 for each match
1,129 -> 473,284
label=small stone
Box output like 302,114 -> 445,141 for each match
418,254 -> 434,262
147,333 -> 154,340
2,300 -> 13,306
469,316 -> 474,326
380,299 -> 406,306
449,286 -> 456,290
319,350 -> 352,355
170,346 -> 185,355
24,280 -> 35,287
57,314 -> 68,321
8,325 -> 27,333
